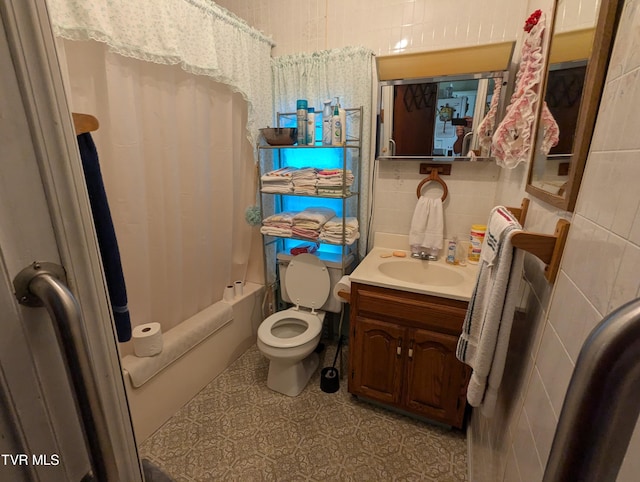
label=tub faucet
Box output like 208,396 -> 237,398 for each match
411,251 -> 438,261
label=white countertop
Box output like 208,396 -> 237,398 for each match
350,233 -> 478,302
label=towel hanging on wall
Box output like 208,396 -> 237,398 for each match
456,206 -> 524,416
491,10 -> 559,168
77,132 -> 132,342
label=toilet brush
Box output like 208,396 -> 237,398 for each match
320,337 -> 343,393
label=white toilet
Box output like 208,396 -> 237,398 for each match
257,253 -> 331,396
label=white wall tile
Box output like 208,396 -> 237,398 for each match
524,367 -> 558,467
535,324 -> 575,418
512,410 -> 544,482
610,152 -> 640,237
608,240 -> 640,312
548,272 -> 601,361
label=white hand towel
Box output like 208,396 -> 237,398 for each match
409,196 -> 443,252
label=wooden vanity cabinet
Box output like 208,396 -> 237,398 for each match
348,282 -> 470,428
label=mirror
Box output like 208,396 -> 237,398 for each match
375,42 -> 514,160
526,0 -> 623,211
378,73 -> 506,159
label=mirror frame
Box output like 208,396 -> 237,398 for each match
377,72 -> 508,160
525,0 -> 624,211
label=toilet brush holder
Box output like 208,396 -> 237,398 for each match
320,367 -> 339,393
320,337 -> 342,394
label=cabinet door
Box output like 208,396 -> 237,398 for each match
403,328 -> 469,427
350,317 -> 404,405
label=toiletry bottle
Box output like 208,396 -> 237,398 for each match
337,97 -> 346,144
296,99 -> 308,145
306,107 -> 315,145
446,237 -> 457,264
331,103 -> 342,145
322,99 -> 333,145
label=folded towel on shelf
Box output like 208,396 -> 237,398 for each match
262,212 -> 296,226
292,207 -> 336,229
319,216 -> 360,245
260,226 -> 292,237
408,196 -> 443,253
323,216 -> 359,231
317,168 -> 354,187
292,179 -> 317,195
319,230 -> 360,245
261,166 -> 298,178
456,206 -> 524,417
317,186 -> 350,197
262,184 -> 293,194
261,167 -> 298,193
291,226 -> 320,240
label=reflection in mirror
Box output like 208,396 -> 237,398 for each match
529,29 -> 593,198
378,73 -> 504,159
526,0 -> 623,211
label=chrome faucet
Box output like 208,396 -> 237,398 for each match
411,251 -> 438,261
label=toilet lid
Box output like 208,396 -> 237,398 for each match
284,253 -> 330,310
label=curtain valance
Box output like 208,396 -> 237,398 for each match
47,0 -> 274,149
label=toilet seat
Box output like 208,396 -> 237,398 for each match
284,253 -> 330,311
258,309 -> 323,348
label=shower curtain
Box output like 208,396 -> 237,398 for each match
60,40 -> 254,337
47,0 -> 273,347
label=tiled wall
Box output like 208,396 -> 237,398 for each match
373,161 -> 501,242
217,1 -> 635,480
490,0 -> 640,480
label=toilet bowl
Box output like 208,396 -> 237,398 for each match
257,253 -> 331,396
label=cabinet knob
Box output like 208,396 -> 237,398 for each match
408,340 -> 414,359
397,338 -> 402,356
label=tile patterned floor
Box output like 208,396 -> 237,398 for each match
139,343 -> 468,481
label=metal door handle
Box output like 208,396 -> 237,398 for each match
14,262 -> 118,481
543,297 -> 640,482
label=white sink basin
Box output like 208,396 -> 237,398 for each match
378,259 -> 465,287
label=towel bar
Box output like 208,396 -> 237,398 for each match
506,198 -> 530,225
511,218 -> 570,283
72,112 -> 99,135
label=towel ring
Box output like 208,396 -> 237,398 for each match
416,170 -> 448,201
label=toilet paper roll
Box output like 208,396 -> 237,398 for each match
223,285 -> 234,302
234,280 -> 244,298
132,322 -> 164,357
332,275 -> 351,303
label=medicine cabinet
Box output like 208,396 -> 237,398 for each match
376,42 -> 514,161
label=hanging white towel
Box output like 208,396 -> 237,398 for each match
409,196 -> 443,253
456,206 -> 524,417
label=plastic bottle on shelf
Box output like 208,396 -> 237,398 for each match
296,99 -> 307,145
339,101 -> 346,143
331,102 -> 342,146
306,107 -> 315,145
322,99 -> 333,145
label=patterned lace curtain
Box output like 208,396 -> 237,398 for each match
271,47 -> 375,257
47,0 -> 274,148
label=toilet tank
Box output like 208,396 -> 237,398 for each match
277,251 -> 353,314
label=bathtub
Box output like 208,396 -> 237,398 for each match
121,282 -> 264,441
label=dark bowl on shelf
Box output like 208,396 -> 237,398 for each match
260,127 -> 297,146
